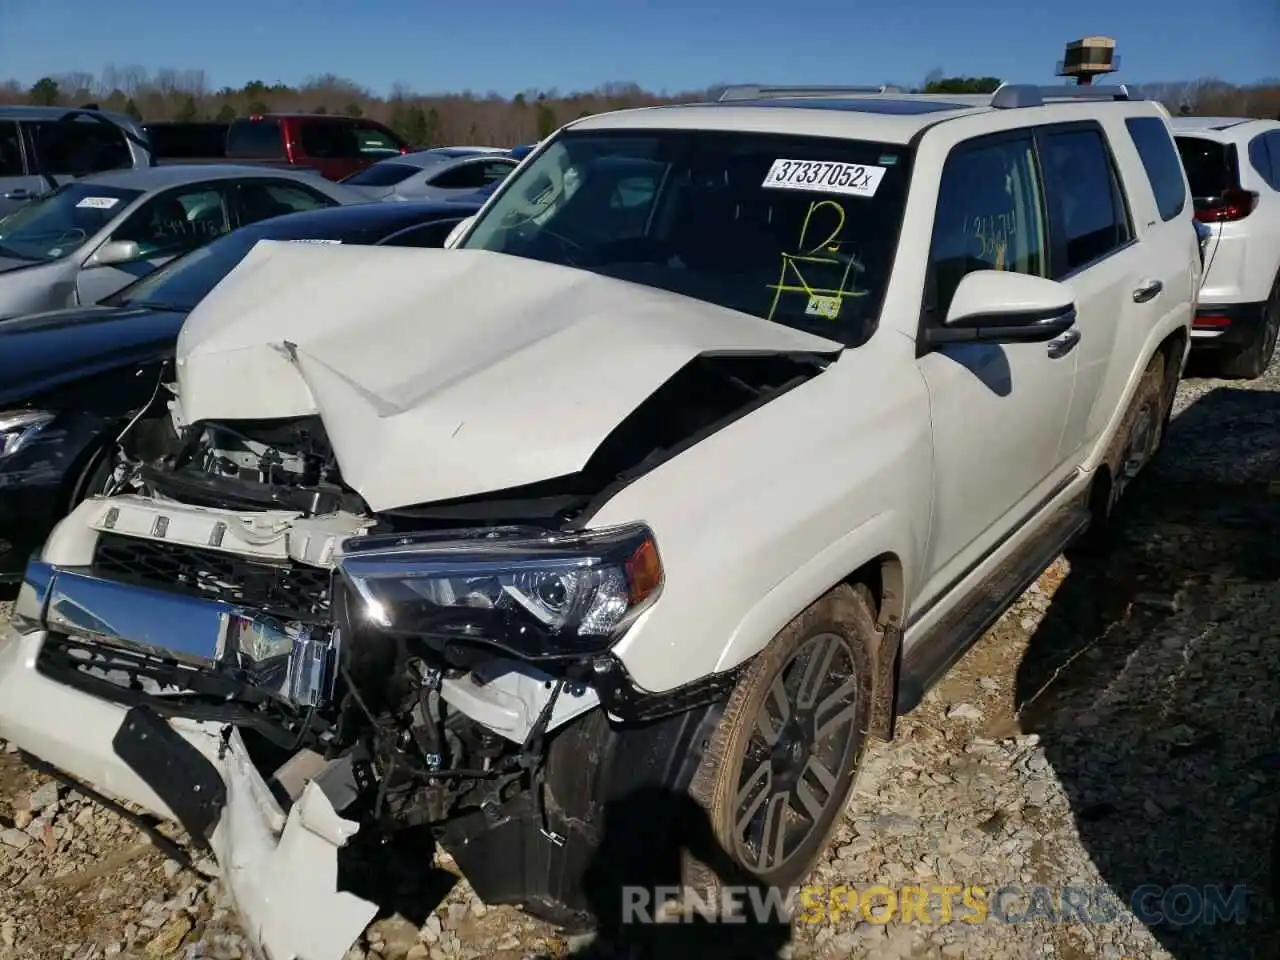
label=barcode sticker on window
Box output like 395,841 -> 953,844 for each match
76,196 -> 120,209
761,160 -> 887,197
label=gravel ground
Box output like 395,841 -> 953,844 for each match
3,353 -> 1280,960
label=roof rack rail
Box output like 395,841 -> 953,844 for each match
989,82 -> 1143,109
717,84 -> 902,102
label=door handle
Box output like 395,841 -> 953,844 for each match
2,189 -> 31,200
1132,279 -> 1163,303
1047,329 -> 1080,359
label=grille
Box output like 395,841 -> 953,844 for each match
91,533 -> 332,623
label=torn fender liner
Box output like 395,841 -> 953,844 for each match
174,242 -> 842,511
213,731 -> 378,960
112,705 -> 226,848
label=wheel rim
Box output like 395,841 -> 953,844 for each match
1119,405 -> 1157,483
731,632 -> 861,874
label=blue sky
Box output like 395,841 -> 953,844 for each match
0,0 -> 1276,96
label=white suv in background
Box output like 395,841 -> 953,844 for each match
0,82 -> 1200,960
1172,116 -> 1280,378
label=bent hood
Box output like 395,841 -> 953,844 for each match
175,241 -> 842,512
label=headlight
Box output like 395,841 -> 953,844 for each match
0,410 -> 55,460
336,523 -> 663,659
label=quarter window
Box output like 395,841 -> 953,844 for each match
1042,128 -> 1133,275
1124,117 -> 1188,221
930,137 -> 1048,318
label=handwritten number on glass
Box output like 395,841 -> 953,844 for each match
767,199 -> 868,321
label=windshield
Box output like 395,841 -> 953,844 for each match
342,162 -> 420,187
0,183 -> 142,262
459,130 -> 911,342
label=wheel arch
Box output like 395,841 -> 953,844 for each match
706,510 -> 914,748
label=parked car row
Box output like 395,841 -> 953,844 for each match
2,105 -> 532,210
0,83 -> 1276,960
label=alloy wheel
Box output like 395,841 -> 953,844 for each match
731,632 -> 862,873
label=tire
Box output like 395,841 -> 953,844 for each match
1079,355 -> 1166,550
684,583 -> 875,899
1213,277 -> 1280,380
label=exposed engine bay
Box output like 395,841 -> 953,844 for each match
27,350 -> 829,923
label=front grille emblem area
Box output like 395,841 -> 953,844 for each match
152,516 -> 169,539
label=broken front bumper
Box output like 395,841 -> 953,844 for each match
0,624 -> 378,960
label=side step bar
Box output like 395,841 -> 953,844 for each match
895,500 -> 1091,714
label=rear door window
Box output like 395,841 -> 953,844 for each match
298,121 -> 359,159
227,119 -> 284,159
1124,116 -> 1187,221
1174,136 -> 1238,200
1041,127 -> 1133,275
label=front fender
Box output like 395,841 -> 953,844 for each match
713,510 -> 913,675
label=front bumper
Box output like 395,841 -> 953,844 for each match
1190,299 -> 1268,348
0,625 -> 378,960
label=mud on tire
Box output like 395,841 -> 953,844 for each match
683,583 -> 876,902
1085,353 -> 1167,542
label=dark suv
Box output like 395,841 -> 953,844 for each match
0,106 -> 152,217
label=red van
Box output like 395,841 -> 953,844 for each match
224,114 -> 411,181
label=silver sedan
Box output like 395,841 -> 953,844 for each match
340,148 -> 520,202
0,164 -> 369,320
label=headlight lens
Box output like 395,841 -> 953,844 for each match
336,523 -> 663,659
0,410 -> 55,460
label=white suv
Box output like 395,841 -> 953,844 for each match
1172,115 -> 1280,378
0,83 -> 1200,959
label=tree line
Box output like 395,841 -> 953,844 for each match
1,66 -> 1276,147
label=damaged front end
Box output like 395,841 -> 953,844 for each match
1,350 -> 828,956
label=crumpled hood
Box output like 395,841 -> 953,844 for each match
175,241 -> 841,512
